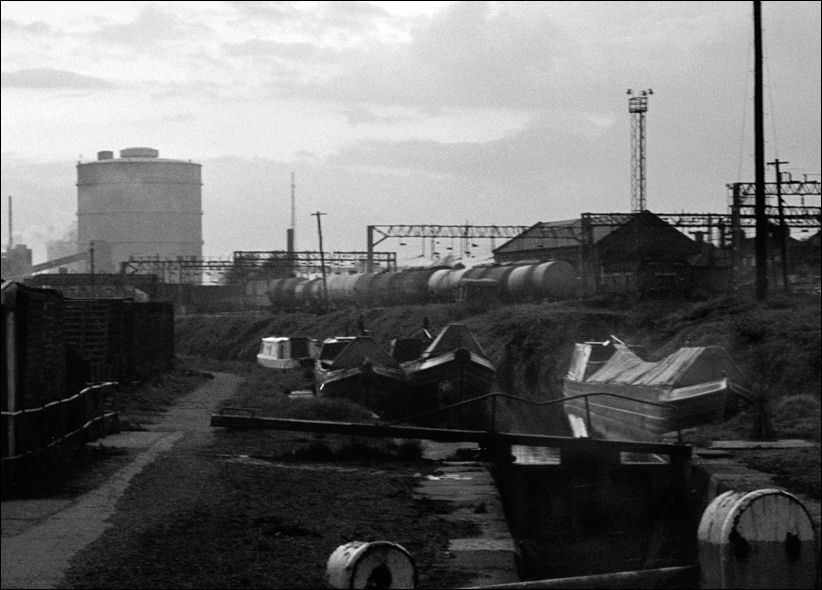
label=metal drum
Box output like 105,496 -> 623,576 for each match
326,541 -> 417,589
698,488 -> 817,589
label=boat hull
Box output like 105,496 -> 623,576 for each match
404,351 -> 497,429
317,365 -> 407,418
562,377 -> 734,442
257,355 -> 303,370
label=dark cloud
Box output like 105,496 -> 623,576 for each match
149,81 -> 225,100
410,2 -> 557,93
339,106 -> 418,126
161,113 -> 197,123
1,68 -> 114,89
316,1 -> 392,27
90,5 -> 206,49
325,117 -> 621,182
227,1 -> 390,33
224,1 -> 300,20
1,17 -> 55,36
274,2 -> 563,111
223,39 -> 335,62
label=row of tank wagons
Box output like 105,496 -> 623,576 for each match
266,260 -> 579,309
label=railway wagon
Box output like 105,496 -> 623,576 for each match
265,261 -> 578,310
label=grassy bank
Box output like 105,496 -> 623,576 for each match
176,293 -> 820,438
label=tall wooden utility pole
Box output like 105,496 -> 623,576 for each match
7,195 -> 12,250
290,172 -> 296,250
767,159 -> 790,293
89,240 -> 96,297
311,211 -> 328,302
754,1 -> 767,301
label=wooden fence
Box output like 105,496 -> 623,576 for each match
2,382 -> 118,468
1,281 -> 174,482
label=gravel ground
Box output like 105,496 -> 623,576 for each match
58,428 -> 477,589
4,366 -> 478,589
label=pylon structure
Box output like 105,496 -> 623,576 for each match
628,88 -> 653,212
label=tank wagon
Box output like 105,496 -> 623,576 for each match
265,260 -> 578,310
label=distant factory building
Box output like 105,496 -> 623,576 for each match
494,211 -> 725,297
76,147 -> 202,272
0,244 -> 33,279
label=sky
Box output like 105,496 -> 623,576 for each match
1,1 -> 820,265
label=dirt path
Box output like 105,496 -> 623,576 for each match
0,372 -> 242,590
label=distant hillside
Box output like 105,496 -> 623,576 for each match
175,293 -> 821,439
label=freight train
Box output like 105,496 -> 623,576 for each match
266,260 -> 579,310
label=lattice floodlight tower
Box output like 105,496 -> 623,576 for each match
627,88 -> 653,212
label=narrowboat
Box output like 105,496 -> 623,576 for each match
401,322 -> 497,428
314,336 -> 406,416
562,337 -> 751,441
257,336 -> 319,370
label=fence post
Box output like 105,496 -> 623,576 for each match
584,396 -> 592,432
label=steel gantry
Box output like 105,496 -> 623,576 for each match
234,250 -> 396,273
122,250 -> 397,284
120,256 -> 233,284
728,181 -> 821,229
728,179 -> 821,289
366,224 -> 530,271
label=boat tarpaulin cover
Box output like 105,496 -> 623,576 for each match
329,337 -> 399,370
423,323 -> 488,358
586,345 -> 745,388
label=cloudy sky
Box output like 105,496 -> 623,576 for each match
1,1 -> 820,265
